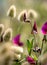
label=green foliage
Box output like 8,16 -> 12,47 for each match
13,62 -> 21,65
26,38 -> 34,55
31,54 -> 38,61
15,62 -> 21,65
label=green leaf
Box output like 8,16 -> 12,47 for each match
31,54 -> 38,61
15,62 -> 21,65
31,38 -> 34,49
26,39 -> 34,55
29,38 -> 34,55
26,40 -> 31,55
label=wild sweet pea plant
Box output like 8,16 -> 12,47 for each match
0,5 -> 47,65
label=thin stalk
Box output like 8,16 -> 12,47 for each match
36,60 -> 38,65
19,58 -> 25,63
39,62 -> 42,65
41,41 -> 43,54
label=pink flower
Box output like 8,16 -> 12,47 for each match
26,56 -> 35,64
12,34 -> 23,46
31,21 -> 37,34
41,22 -> 47,35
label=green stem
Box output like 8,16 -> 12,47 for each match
36,60 -> 38,65
29,49 -> 32,56
19,58 -> 25,63
41,41 -> 43,54
33,34 -> 37,47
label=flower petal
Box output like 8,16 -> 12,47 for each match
31,21 -> 37,34
18,42 -> 23,46
12,34 -> 23,46
26,56 -> 35,64
12,34 -> 20,45
41,22 -> 47,35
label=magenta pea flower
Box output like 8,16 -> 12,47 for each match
26,56 -> 35,64
41,22 -> 47,35
12,34 -> 23,46
31,21 -> 37,34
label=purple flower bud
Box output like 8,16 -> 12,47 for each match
31,21 -> 37,34
12,34 -> 23,46
41,22 -> 47,35
26,56 -> 35,64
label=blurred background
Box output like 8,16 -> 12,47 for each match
0,0 -> 47,65
0,0 -> 47,45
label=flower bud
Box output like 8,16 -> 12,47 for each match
26,56 -> 35,64
31,21 -> 37,34
41,22 -> 47,35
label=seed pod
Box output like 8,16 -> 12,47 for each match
18,10 -> 27,22
7,5 -> 16,18
3,28 -> 12,42
28,9 -> 38,19
0,24 -> 4,35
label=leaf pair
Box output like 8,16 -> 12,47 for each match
0,24 -> 12,42
26,38 -> 34,55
